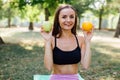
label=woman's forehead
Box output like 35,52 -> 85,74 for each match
59,8 -> 75,15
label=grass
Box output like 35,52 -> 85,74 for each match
0,44 -> 50,80
0,27 -> 120,80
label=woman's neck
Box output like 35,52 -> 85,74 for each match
61,30 -> 74,38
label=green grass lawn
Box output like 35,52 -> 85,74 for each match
0,28 -> 120,80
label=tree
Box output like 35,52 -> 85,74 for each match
0,0 -> 3,19
0,0 -> 19,27
107,0 -> 120,37
42,0 -> 58,21
112,0 -> 120,38
114,14 -> 120,37
18,0 -> 52,30
90,0 -> 113,30
19,4 -> 40,30
33,0 -> 59,21
0,0 -> 4,44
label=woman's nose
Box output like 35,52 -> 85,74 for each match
66,17 -> 70,22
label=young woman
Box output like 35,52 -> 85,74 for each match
40,4 -> 93,80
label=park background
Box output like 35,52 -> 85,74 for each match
0,0 -> 120,80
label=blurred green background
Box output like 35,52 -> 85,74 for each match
0,0 -> 120,80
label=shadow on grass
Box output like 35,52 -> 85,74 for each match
80,42 -> 120,80
0,43 -> 50,80
2,31 -> 44,44
0,42 -> 120,80
11,31 -> 43,39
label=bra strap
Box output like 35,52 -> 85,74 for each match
75,35 -> 79,47
54,36 -> 56,47
55,35 -> 79,47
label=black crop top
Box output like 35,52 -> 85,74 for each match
53,35 -> 81,65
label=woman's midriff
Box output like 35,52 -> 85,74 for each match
52,64 -> 78,74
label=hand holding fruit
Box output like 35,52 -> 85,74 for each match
81,21 -> 94,42
41,21 -> 52,33
40,21 -> 52,41
82,21 -> 93,32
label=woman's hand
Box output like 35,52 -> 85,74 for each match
82,27 -> 94,43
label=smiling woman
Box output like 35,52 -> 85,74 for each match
40,4 -> 94,80
58,7 -> 75,30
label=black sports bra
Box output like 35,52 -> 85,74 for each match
53,35 -> 81,65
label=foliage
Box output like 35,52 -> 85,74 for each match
88,0 -> 117,30
0,0 -> 19,18
0,0 -> 3,19
0,0 -> 19,27
19,4 -> 40,22
90,0 -> 112,17
17,0 -> 96,22
42,0 -> 59,17
18,0 -> 58,21
89,0 -> 119,17
108,0 -> 120,38
107,0 -> 120,13
72,0 -> 95,18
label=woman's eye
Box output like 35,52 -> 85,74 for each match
70,15 -> 74,18
62,15 -> 67,18
61,15 -> 75,19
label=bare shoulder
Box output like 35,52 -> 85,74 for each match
77,35 -> 85,42
51,36 -> 55,49
51,36 -> 55,41
76,35 -> 85,47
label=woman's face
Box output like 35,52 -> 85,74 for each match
59,8 -> 76,31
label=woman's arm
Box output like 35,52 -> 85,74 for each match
81,37 -> 91,69
44,38 -> 53,71
80,30 -> 93,70
40,28 -> 53,71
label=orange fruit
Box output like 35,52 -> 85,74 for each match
82,21 -> 93,31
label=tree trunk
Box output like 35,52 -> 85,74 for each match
29,22 -> 33,30
99,13 -> 102,30
45,8 -> 50,21
0,37 -> 4,44
8,8 -> 11,28
8,17 -> 11,28
99,7 -> 104,30
114,14 -> 120,38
